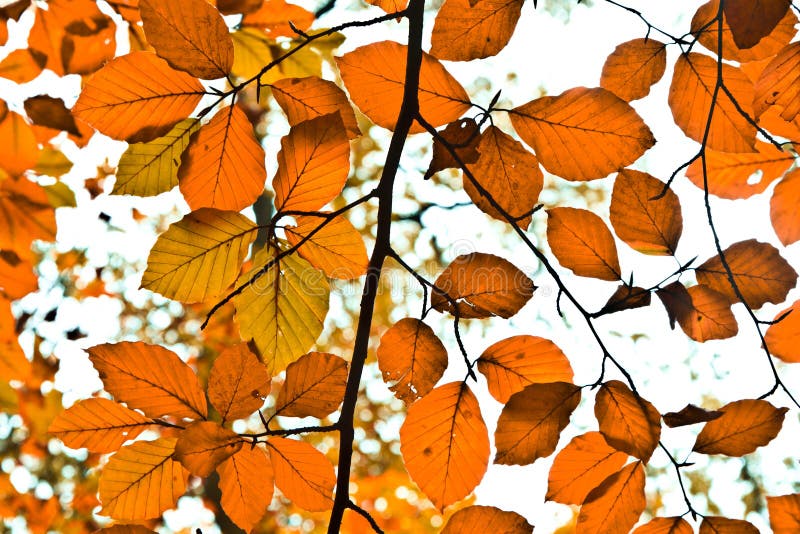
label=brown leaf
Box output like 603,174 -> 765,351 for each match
174,421 -> 243,477
577,462 -> 646,534
430,0 -> 524,61
595,380 -> 661,462
656,282 -> 739,342
440,505 -> 533,534
217,446 -> 274,532
597,285 -> 652,316
547,207 -> 621,281
771,169 -> 800,246
693,399 -> 787,456
663,404 -> 724,428
425,118 -> 481,179
275,352 -> 348,418
723,0 -> 791,50
767,493 -> 800,534
208,343 -> 270,422
601,38 -> 667,101
48,398 -> 152,453
764,299 -> 800,363
267,436 -> 335,512
700,516 -> 759,533
23,95 -> 80,136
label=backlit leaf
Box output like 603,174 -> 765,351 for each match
669,53 -> 756,153
771,169 -> 800,246
597,284 -> 652,316
140,0 -> 234,79
510,86 -> 655,181
284,213 -> 368,279
174,421 -> 243,477
723,0 -> 790,49
271,76 -> 361,139
656,282 -> 739,342
696,239 -> 798,309
87,342 -> 208,420
337,40 -> 471,133
767,493 -> 800,534
275,352 -> 348,418
234,246 -> 330,374
577,462 -> 646,534
601,38 -> 667,101
764,299 -> 800,363
208,343 -> 270,422
0,49 -> 46,84
431,252 -> 535,319
0,111 -> 39,177
663,404 -> 724,428
114,119 -> 201,197
376,318 -> 448,405
494,382 -> 581,465
230,27 -> 274,79
400,382 -> 489,510
477,335 -> 573,404
218,446 -> 274,532
693,399 -> 787,456
0,251 -> 38,300
142,208 -> 258,303
440,505 -> 533,534
272,113 -> 350,213
700,516 -> 759,533
754,42 -> 800,121
547,207 -> 621,281
48,398 -> 152,453
0,177 -> 57,258
99,438 -> 189,520
74,52 -> 204,143
633,517 -> 693,534
267,436 -> 335,512
430,0 -> 524,61
425,118 -> 481,179
179,105 -> 267,211
595,380 -> 661,462
0,299 -> 30,381
242,0 -> 315,38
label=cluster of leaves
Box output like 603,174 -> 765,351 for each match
2,0 -> 800,532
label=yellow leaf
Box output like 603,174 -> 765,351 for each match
174,421 -> 243,477
208,343 -> 270,423
268,436 -> 335,512
430,0 -> 524,61
284,213 -> 368,279
275,352 -> 348,418
218,446 -> 274,532
48,398 -> 152,453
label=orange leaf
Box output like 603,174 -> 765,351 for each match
174,421 -> 243,477
754,42 -> 800,122
700,516 -> 759,533
425,118 -> 481,179
764,299 -> 800,363
178,105 -> 266,211
99,526 -> 158,534
663,404 -> 723,428
0,251 -> 38,300
547,207 -> 621,281
600,38 -> 667,101
0,177 -> 57,258
767,493 -> 800,534
0,111 -> 39,177
336,40 -> 470,133
431,252 -> 535,319
669,53 -> 756,153
595,380 -> 661,462
0,298 -> 30,382
510,86 -> 655,181
272,113 -> 350,213
284,213 -> 368,279
364,0 -> 408,14
275,352 -> 348,418
271,76 -> 361,139
0,49 -> 47,84
693,399 -> 787,456
633,517 -> 694,534
771,169 -> 800,246
695,239 -> 797,309
48,398 -> 152,453
376,318 -> 448,405
400,382 -> 489,510
610,169 -> 683,255
597,284 -> 652,316
140,0 -> 233,79
87,341 -> 208,420
430,0 -> 524,61
208,343 -> 270,422
494,382 -> 581,465
242,0 -> 315,38
685,141 -> 794,199
440,505 -> 533,534
656,282 -> 739,342
74,52 -> 205,143
218,446 -> 274,532
477,335 -> 573,404
462,125 -> 543,227
724,0 -> 791,50
577,462 -> 646,534
99,437 -> 189,520
267,436 -> 335,512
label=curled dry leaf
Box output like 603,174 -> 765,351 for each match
577,462 -> 646,534
174,421 -> 243,477
547,207 -> 621,281
595,380 -> 661,462
597,284 -> 652,316
425,118 -> 481,179
440,505 -> 533,534
693,399 -> 787,456
600,38 -> 667,101
275,352 -> 348,418
663,403 -> 724,428
208,343 -> 270,422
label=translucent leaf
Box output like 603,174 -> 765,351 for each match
547,432 -> 627,505
595,380 -> 661,462
440,505 -> 533,533
767,493 -> 800,534
218,446 -> 274,532
764,299 -> 800,363
547,207 -> 621,281
693,399 -> 787,456
274,352 -> 348,418
577,462 -> 646,534
271,76 -> 361,139
656,283 -> 739,342
174,421 -> 243,477
284,213 -> 368,279
771,169 -> 800,246
601,38 -> 667,101
267,436 -> 335,512
48,398 -> 152,453
208,343 -> 270,422
430,0 -> 524,61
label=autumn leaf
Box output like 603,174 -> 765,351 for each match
400,382 -> 489,510
695,239 -> 798,309
99,438 -> 189,520
699,516 -> 759,533
431,252 -> 535,318
597,284 -> 652,316
510,86 -> 655,181
284,213 -> 369,279
174,421 -> 243,477
430,0 -> 524,61
440,505 -> 533,534
242,0 -> 315,38
274,352 -> 348,418
577,462 -> 646,534
753,42 -> 800,121
663,404 -> 723,428
0,177 -> 56,259
87,342 -> 208,420
48,398 -> 152,453
477,335 -> 573,404
633,516 -> 693,534
0,299 -> 30,381
425,118 -> 481,179
601,38 -> 667,101
546,433 -> 628,504
267,436 -> 336,512
271,76 -> 361,139
0,251 -> 38,300
23,95 -> 80,136
218,446 -> 274,532
657,283 -> 739,342
764,299 -> 800,363
494,382 -> 581,465
723,0 -> 791,50
140,0 -> 234,79
376,318 -> 448,404
0,49 -> 46,84
99,526 -> 158,534
767,493 -> 800,534
771,169 -> 800,246
337,40 -> 471,133
0,111 -> 39,177
73,52 -> 205,143
547,207 -> 621,281
142,208 -> 259,303
595,380 -> 661,462
208,343 -> 270,423
693,399 -> 787,456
